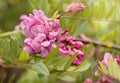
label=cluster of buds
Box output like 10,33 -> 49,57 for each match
65,2 -> 86,14
15,9 -> 84,65
59,36 -> 84,65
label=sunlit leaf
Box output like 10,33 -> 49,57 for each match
54,56 -> 70,70
32,61 -> 49,76
73,61 -> 91,72
43,47 -> 58,64
98,61 -> 108,75
64,53 -> 78,69
57,74 -> 75,81
18,51 -> 29,61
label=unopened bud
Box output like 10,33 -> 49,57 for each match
65,2 -> 86,14
84,78 -> 93,83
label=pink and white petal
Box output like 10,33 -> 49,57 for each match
23,30 -> 35,38
23,46 -> 34,54
41,41 -> 50,47
104,53 -> 113,61
24,38 -> 32,45
41,47 -> 49,58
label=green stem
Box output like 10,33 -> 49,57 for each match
0,30 -> 21,38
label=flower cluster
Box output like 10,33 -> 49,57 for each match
102,52 -> 120,68
15,9 -> 84,65
59,36 -> 84,65
15,10 -> 61,58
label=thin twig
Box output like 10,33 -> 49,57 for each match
61,16 -> 120,22
76,39 -> 120,50
57,12 -> 67,19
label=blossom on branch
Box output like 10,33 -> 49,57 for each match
15,9 -> 84,65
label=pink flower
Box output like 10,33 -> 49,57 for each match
65,2 -> 86,14
114,55 -> 120,65
102,53 -> 120,68
23,34 -> 57,58
16,10 -> 61,58
72,54 -> 84,65
102,53 -> 113,68
59,36 -> 84,65
80,34 -> 91,41
84,78 -> 93,83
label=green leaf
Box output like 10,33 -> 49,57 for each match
47,57 -> 61,68
108,59 -> 120,80
29,0 -> 40,9
108,59 -> 114,77
98,61 -> 108,75
97,2 -> 106,19
60,18 -> 66,29
0,39 -> 10,56
112,60 -> 120,80
73,61 -> 91,72
18,70 -> 41,83
106,6 -> 115,19
64,53 -> 78,70
18,51 -> 29,61
55,56 -> 70,70
57,74 -> 75,81
32,61 -> 49,76
9,39 -> 18,58
52,10 -> 59,19
43,47 -> 58,64
29,0 -> 50,14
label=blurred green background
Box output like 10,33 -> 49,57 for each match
0,0 -> 31,32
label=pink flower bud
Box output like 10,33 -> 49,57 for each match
114,55 -> 120,65
65,2 -> 86,14
102,53 -> 113,68
84,78 -> 93,83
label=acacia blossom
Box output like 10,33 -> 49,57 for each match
15,10 -> 61,58
59,36 -> 84,65
16,9 -> 84,65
